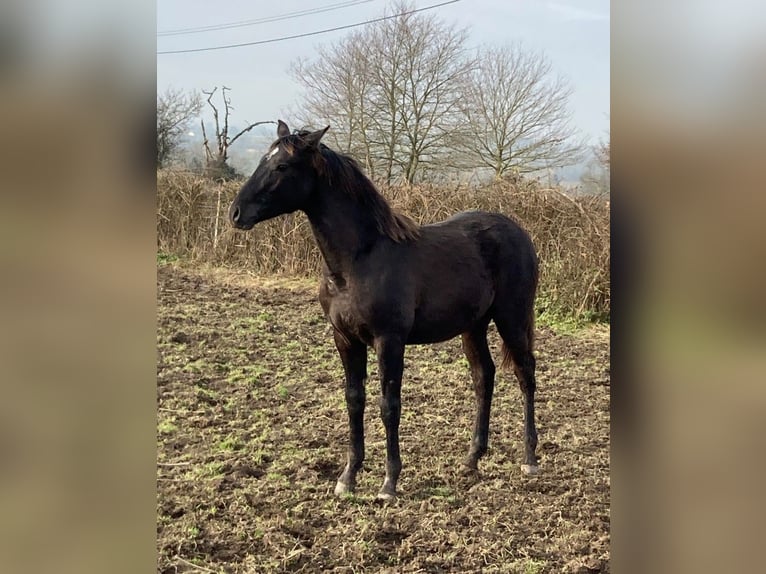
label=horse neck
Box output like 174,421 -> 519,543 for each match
303,178 -> 384,276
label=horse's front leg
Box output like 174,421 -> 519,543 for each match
374,335 -> 405,500
333,330 -> 368,496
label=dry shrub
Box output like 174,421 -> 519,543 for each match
157,170 -> 609,321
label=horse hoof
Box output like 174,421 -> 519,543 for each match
521,464 -> 540,476
460,464 -> 479,477
334,481 -> 354,496
376,490 -> 397,502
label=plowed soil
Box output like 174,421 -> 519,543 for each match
157,264 -> 610,573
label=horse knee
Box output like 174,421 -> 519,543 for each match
345,384 -> 365,409
379,394 -> 401,423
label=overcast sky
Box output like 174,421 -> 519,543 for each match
157,0 -> 610,144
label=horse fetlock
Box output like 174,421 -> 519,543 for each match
334,480 -> 355,496
377,483 -> 398,501
465,447 -> 485,468
521,464 -> 540,476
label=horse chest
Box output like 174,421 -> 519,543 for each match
328,297 -> 375,344
320,279 -> 363,332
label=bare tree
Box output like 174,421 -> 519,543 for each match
581,134 -> 610,195
156,88 -> 202,168
290,30 -> 376,173
200,86 -> 274,181
377,4 -> 473,184
459,43 -> 583,179
290,1 -> 472,185
596,137 -> 610,172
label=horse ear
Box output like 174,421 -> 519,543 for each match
303,125 -> 330,148
277,120 -> 290,138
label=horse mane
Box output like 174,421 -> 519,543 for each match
281,132 -> 420,243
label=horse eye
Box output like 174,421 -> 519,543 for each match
275,163 -> 288,172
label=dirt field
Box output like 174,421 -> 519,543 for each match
157,263 -> 610,573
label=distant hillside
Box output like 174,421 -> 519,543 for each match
176,124 -> 593,186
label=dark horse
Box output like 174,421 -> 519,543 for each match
229,121 -> 540,500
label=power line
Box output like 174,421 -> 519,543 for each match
157,0 -> 462,55
158,0 -> 377,37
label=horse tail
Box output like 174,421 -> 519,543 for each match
500,314 -> 535,370
499,251 -> 538,370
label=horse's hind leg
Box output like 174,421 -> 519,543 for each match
462,322 -> 496,470
495,314 -> 539,475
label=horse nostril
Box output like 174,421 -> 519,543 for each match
231,205 -> 240,223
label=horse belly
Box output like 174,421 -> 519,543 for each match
407,290 -> 493,344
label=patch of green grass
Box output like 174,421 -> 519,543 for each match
192,461 -> 225,479
521,559 -> 547,574
252,449 -> 271,465
276,383 -> 290,399
218,434 -> 243,452
536,306 -> 586,335
211,361 -> 230,376
157,252 -> 179,265
266,471 -> 288,484
256,311 -> 274,323
232,316 -> 262,331
226,364 -> 268,385
339,492 -> 365,506
182,358 -> 208,374
426,486 -> 453,498
232,312 -> 277,333
157,418 -> 177,435
282,340 -> 301,352
222,397 -> 239,412
535,293 -> 609,334
277,442 -> 299,456
195,386 -> 218,402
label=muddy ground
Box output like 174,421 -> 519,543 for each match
157,263 -> 610,573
